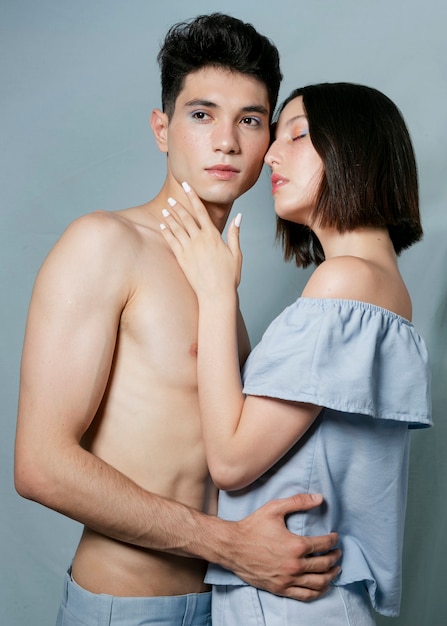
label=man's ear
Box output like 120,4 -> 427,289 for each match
150,109 -> 169,154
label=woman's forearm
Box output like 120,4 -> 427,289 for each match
196,291 -> 246,476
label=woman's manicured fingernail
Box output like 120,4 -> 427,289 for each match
182,181 -> 191,193
167,197 -> 176,206
234,213 -> 242,227
160,223 -> 166,230
162,209 -> 170,217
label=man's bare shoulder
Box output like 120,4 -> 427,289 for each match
60,208 -> 141,249
48,205 -> 165,265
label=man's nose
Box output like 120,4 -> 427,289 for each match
212,122 -> 240,154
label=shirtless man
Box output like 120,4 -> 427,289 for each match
14,13 -> 341,625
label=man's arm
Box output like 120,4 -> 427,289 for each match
194,493 -> 341,600
14,212 -> 340,599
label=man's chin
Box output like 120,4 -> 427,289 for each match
197,182 -> 253,208
197,191 -> 238,210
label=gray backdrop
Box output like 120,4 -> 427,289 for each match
1,1 -> 445,624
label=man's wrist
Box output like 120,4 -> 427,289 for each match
185,511 -> 236,568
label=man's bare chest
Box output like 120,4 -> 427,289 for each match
117,268 -> 200,384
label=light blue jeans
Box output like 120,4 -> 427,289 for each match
56,568 -> 211,626
211,583 -> 376,626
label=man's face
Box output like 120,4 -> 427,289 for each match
165,67 -> 271,208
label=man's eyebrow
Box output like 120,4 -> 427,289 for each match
242,104 -> 270,116
184,99 -> 217,109
184,99 -> 269,116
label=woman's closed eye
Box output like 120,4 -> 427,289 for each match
292,129 -> 309,141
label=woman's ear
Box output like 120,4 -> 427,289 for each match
150,109 -> 169,153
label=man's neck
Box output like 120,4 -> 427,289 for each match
150,180 -> 233,234
203,202 -> 233,234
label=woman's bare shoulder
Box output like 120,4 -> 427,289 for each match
302,255 -> 412,318
302,256 -> 377,299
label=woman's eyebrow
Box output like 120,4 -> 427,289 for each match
285,114 -> 307,127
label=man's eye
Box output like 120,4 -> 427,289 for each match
241,117 -> 260,127
192,111 -> 210,120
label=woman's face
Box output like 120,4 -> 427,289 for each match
264,96 -> 323,224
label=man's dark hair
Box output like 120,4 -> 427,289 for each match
157,13 -> 282,119
275,82 -> 422,267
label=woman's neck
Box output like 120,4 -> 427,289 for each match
314,225 -> 397,263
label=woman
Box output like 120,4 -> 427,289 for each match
160,83 -> 432,625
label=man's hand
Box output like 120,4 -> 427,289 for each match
224,494 -> 341,601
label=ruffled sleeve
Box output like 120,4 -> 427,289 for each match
242,298 -> 432,428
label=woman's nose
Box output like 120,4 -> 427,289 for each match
264,147 -> 279,167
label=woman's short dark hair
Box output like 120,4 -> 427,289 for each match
276,82 -> 422,267
157,13 -> 282,120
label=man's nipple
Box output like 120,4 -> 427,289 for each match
190,342 -> 198,357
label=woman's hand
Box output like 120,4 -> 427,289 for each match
159,182 -> 243,299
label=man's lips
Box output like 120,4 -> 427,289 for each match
205,164 -> 240,180
271,173 -> 288,193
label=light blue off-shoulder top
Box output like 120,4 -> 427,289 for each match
205,298 -> 432,617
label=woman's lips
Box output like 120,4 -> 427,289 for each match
271,173 -> 288,193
